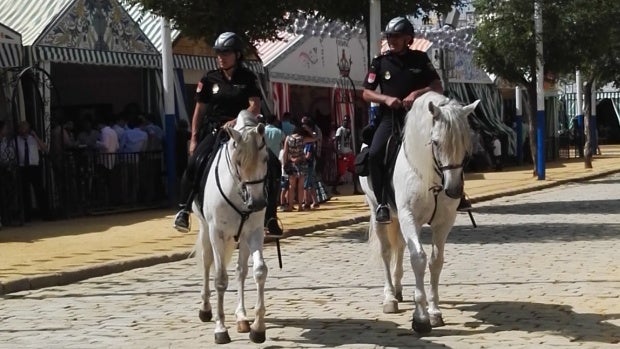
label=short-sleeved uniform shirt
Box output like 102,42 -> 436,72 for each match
363,49 -> 440,119
195,66 -> 261,126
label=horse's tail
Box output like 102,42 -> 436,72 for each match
368,220 -> 405,268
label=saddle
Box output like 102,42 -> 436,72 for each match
356,115 -> 403,205
195,129 -> 230,212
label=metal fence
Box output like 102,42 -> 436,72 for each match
0,150 -> 167,226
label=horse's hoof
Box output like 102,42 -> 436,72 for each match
382,300 -> 399,314
395,291 -> 403,302
214,331 -> 231,344
249,329 -> 266,343
412,319 -> 432,334
199,309 -> 212,322
430,314 -> 445,327
237,320 -> 251,333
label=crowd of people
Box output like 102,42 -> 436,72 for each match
261,111 -> 359,213
0,106 -> 174,227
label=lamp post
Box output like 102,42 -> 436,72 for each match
534,1 -> 545,180
515,86 -> 523,164
575,70 -> 584,157
369,0 -> 381,58
161,18 -> 177,205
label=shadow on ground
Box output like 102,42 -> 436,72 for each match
436,301 -> 620,345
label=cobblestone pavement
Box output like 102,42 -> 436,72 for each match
1,174 -> 619,349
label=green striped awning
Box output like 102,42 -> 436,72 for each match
0,42 -> 22,68
26,47 -> 265,73
173,54 -> 264,75
29,45 -> 161,68
0,21 -> 23,68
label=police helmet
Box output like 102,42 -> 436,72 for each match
213,32 -> 244,52
384,17 -> 414,36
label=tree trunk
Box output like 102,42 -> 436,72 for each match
583,81 -> 593,168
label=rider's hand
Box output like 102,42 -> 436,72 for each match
402,91 -> 421,109
224,119 -> 237,128
384,96 -> 403,109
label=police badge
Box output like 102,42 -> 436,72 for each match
384,71 -> 391,80
212,84 -> 220,94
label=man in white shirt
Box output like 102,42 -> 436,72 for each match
16,121 -> 48,221
332,115 -> 361,195
492,134 -> 502,171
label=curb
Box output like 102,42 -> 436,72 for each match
0,215 -> 370,296
2,168 -> 618,296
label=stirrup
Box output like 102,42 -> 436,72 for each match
264,217 -> 284,238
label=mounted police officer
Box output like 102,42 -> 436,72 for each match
174,32 -> 283,237
362,17 -> 445,223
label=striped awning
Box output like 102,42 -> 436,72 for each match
28,45 -> 161,68
255,32 -> 305,68
0,42 -> 22,68
174,54 -> 264,75
271,82 -> 290,118
0,21 -> 23,68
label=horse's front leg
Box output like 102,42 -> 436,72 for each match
375,221 -> 399,314
198,227 -> 214,323
234,241 -> 251,333
248,229 -> 268,343
427,220 -> 453,328
211,229 -> 232,344
393,235 -> 405,303
398,210 -> 432,334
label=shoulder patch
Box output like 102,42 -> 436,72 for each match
367,73 -> 376,84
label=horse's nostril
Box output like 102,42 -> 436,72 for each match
246,204 -> 254,210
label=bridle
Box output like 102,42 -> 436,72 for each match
214,133 -> 268,242
427,128 -> 468,225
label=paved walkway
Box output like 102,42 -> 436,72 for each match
1,145 -> 619,295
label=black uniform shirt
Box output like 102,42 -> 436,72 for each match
363,49 -> 440,117
195,65 -> 261,124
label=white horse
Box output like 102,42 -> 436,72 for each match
193,110 -> 270,344
360,91 -> 479,333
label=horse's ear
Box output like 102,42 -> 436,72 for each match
461,100 -> 480,116
225,126 -> 242,143
256,123 -> 265,136
428,101 -> 441,119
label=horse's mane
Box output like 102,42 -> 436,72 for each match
231,110 -> 264,172
402,91 -> 472,192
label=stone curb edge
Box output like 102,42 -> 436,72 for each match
2,168 -> 618,296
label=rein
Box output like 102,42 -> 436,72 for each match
427,134 -> 467,225
214,135 -> 267,242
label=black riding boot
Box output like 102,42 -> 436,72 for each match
174,172 -> 193,233
265,149 -> 283,237
173,133 -> 217,233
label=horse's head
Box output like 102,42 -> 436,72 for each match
224,113 -> 268,212
428,99 -> 479,199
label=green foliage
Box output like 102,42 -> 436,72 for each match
473,0 -> 620,87
123,0 -> 465,44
